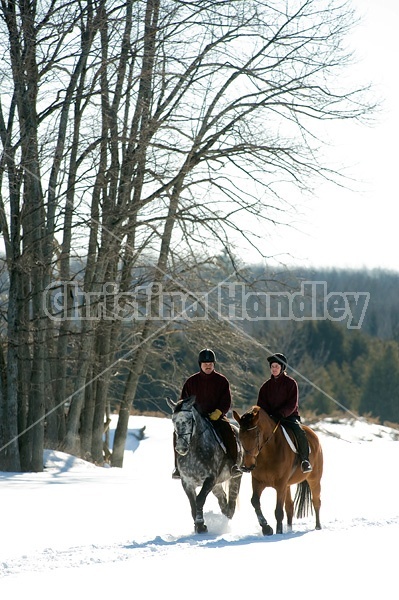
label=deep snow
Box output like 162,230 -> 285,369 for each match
1,414 -> 398,598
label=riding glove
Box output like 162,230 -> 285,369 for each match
209,409 -> 222,421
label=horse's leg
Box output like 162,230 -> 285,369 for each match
212,483 -> 228,516
251,480 -> 273,536
181,480 -> 198,523
194,476 -> 215,533
213,475 -> 242,519
226,475 -> 242,519
285,486 -> 294,531
274,484 -> 287,534
308,476 -> 322,530
307,432 -> 323,530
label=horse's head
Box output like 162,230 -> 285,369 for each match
167,396 -> 196,456
233,406 -> 261,472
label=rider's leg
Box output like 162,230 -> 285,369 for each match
282,418 -> 312,473
214,418 -> 241,476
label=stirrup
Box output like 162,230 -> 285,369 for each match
301,460 -> 312,473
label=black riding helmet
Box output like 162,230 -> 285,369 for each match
267,353 -> 287,369
198,348 -> 216,365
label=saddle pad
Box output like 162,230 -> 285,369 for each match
281,426 -> 311,454
281,426 -> 298,453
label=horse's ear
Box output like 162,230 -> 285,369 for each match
166,397 -> 176,411
251,406 -> 260,424
232,410 -> 241,424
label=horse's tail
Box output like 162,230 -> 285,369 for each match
294,480 -> 314,519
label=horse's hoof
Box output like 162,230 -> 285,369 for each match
262,524 -> 273,536
223,504 -> 236,519
195,523 -> 208,534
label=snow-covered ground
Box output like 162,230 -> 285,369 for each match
1,414 -> 398,598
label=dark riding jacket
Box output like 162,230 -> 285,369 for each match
181,370 -> 231,416
257,372 -> 299,419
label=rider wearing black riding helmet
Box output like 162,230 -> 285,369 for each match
257,352 -> 312,473
172,348 -> 241,479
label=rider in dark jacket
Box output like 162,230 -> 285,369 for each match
257,353 -> 312,473
172,348 -> 240,479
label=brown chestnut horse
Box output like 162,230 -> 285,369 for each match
233,406 -> 323,535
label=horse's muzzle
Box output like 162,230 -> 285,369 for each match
240,465 -> 255,473
175,444 -> 189,456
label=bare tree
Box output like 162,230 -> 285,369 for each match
0,0 -> 374,471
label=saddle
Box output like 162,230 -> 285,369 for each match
207,416 -> 240,456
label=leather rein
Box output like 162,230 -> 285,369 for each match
242,420 -> 280,456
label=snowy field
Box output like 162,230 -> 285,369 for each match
1,414 -> 398,598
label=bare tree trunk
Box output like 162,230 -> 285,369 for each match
112,325 -> 151,467
1,269 -> 21,471
90,322 -> 112,464
62,323 -> 95,456
80,377 -> 95,460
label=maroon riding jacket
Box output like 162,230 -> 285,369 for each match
181,370 -> 232,415
257,372 -> 299,419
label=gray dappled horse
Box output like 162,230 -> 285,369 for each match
167,396 -> 242,533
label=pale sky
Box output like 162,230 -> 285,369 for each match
240,0 -> 398,273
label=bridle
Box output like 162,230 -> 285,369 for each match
174,406 -> 194,443
174,405 -> 207,444
241,420 -> 280,457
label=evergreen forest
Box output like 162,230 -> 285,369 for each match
118,265 -> 399,427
